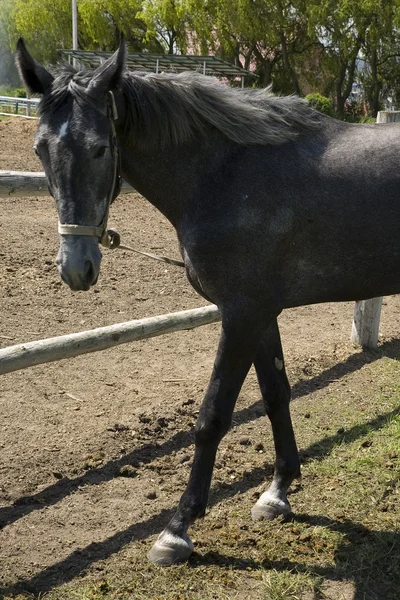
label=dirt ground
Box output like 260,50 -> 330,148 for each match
0,118 -> 399,598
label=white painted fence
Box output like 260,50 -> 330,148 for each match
0,170 -> 135,197
0,95 -> 39,118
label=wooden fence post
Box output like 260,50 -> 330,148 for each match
351,110 -> 400,349
351,297 -> 383,349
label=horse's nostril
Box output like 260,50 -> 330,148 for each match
85,260 -> 95,283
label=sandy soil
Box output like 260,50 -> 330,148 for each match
0,118 -> 399,596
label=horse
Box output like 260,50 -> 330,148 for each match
16,38 -> 400,566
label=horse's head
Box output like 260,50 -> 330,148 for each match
16,39 -> 126,291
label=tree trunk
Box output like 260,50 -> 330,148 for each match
167,31 -> 176,55
367,46 -> 382,117
279,30 -> 301,95
335,64 -> 347,119
335,36 -> 363,119
262,61 -> 274,87
243,43 -> 256,71
253,45 -> 277,88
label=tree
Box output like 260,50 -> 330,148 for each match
10,0 -> 73,62
79,0 -> 152,52
306,0 -> 400,118
8,0 -> 161,63
359,0 -> 400,116
307,0 -> 369,118
0,0 -> 19,85
187,0 -> 315,92
138,0 -> 189,54
7,0 -> 400,117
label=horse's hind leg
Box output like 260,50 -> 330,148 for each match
148,306 -> 267,566
251,319 -> 301,520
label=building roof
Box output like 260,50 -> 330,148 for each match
58,50 -> 257,80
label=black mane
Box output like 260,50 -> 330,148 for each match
39,64 -> 321,149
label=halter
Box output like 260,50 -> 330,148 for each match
57,91 -> 122,249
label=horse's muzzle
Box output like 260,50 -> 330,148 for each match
56,236 -> 102,291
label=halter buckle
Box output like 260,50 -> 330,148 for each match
100,228 -> 121,249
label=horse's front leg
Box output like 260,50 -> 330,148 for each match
251,319 -> 301,520
148,308 -> 266,565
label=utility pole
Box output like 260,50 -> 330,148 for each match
72,0 -> 78,49
72,0 -> 78,68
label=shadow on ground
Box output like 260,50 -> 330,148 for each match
192,513 -> 400,600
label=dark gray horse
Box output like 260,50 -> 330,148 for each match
16,38 -> 400,566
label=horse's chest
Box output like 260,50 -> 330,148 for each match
183,256 -> 213,303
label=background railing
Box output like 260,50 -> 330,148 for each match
0,95 -> 40,118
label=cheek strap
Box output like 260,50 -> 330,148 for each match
58,90 -> 120,248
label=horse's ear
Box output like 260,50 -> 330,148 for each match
15,38 -> 54,95
88,35 -> 126,97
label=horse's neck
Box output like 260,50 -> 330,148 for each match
118,133 -> 233,228
113,87 -> 232,225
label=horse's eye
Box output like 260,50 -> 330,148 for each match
33,146 -> 40,157
93,146 -> 108,158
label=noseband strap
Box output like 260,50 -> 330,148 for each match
58,90 -> 121,248
58,223 -> 104,237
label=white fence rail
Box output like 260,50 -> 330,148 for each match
0,170 -> 135,197
0,95 -> 40,118
0,306 -> 221,375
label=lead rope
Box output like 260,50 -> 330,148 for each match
103,230 -> 185,267
58,91 -> 184,269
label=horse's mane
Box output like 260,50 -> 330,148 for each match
39,65 -> 321,149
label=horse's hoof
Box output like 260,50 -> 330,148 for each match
251,491 -> 291,521
147,530 -> 194,566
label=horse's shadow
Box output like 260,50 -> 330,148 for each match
0,338 -> 399,596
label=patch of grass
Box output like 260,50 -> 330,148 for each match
0,85 -> 26,97
259,568 -> 321,599
307,407 -> 399,482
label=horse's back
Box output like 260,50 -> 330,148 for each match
182,120 -> 400,308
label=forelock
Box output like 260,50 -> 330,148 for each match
38,64 -> 103,117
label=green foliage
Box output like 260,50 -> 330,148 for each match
0,85 -> 28,98
14,87 -> 27,97
138,0 -> 189,54
0,84 -> 21,96
7,0 -> 160,59
78,0 -> 152,52
306,93 -> 334,116
5,0 -> 400,117
187,0 -> 311,92
10,0 -> 73,62
305,0 -> 400,117
0,0 -> 20,85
